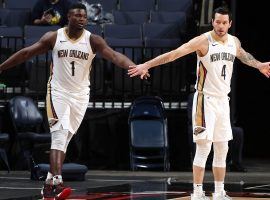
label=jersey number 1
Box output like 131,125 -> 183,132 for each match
221,65 -> 226,80
70,61 -> 75,76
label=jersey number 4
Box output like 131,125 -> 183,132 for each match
221,65 -> 226,80
70,61 -> 75,76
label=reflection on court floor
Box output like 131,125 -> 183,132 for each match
61,183 -> 270,199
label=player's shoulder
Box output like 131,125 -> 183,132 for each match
190,33 -> 208,47
42,30 -> 58,39
230,34 -> 241,48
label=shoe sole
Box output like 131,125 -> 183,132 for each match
55,188 -> 72,200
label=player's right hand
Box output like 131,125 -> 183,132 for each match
128,64 -> 150,80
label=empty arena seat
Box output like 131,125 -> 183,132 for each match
85,24 -> 103,36
128,96 -> 170,171
157,0 -> 193,12
119,0 -> 156,11
24,25 -> 60,39
113,10 -> 149,25
5,0 -> 38,9
0,8 -> 31,27
150,11 -> 186,29
103,24 -> 143,98
31,163 -> 88,181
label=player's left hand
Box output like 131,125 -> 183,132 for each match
258,62 -> 270,78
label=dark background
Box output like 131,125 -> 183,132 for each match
234,0 -> 270,158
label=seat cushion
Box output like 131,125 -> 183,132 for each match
31,163 -> 88,181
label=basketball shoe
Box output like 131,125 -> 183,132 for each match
191,192 -> 210,200
41,182 -> 71,199
212,191 -> 232,200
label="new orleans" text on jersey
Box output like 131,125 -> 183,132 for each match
57,49 -> 89,60
210,52 -> 235,62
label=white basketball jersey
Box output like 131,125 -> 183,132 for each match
49,28 -> 95,93
195,31 -> 237,97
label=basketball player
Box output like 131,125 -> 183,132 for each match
128,7 -> 270,200
0,3 -> 148,199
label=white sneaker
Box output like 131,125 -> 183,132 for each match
191,192 -> 210,200
212,191 -> 232,200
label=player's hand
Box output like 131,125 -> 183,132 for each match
128,64 -> 150,80
258,62 -> 270,78
41,13 -> 53,24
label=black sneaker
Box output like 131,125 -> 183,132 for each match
54,183 -> 72,200
41,183 -> 54,198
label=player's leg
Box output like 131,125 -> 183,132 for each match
42,90 -> 72,199
50,129 -> 72,200
191,93 -> 216,200
212,97 -> 232,200
212,141 -> 231,200
191,140 -> 212,200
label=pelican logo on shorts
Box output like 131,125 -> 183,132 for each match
194,127 -> 206,135
48,118 -> 59,128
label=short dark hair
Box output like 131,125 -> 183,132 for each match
212,7 -> 232,21
69,3 -> 87,12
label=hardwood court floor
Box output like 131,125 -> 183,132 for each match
0,159 -> 270,199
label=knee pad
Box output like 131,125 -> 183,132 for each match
193,140 -> 212,168
62,132 -> 73,153
51,129 -> 69,152
212,141 -> 229,168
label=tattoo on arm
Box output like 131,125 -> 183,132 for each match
236,37 -> 260,69
238,47 -> 260,69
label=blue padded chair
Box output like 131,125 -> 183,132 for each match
150,11 -> 186,30
119,0 -> 156,11
85,24 -> 103,36
128,96 -> 170,171
143,22 -> 182,57
143,22 -> 181,39
113,10 -> 149,25
24,25 -> 60,39
157,0 -> 193,12
142,23 -> 183,97
0,8 -> 31,27
9,96 -> 51,170
103,24 -> 143,61
0,26 -> 23,51
5,0 -> 38,9
103,24 -> 144,98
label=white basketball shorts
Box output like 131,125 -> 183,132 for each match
192,91 -> 233,142
46,88 -> 89,134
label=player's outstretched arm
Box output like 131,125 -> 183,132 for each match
235,37 -> 270,78
128,35 -> 205,79
0,32 -> 55,73
90,34 -> 149,78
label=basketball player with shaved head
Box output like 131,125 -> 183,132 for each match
0,3 -> 148,199
128,7 -> 270,200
